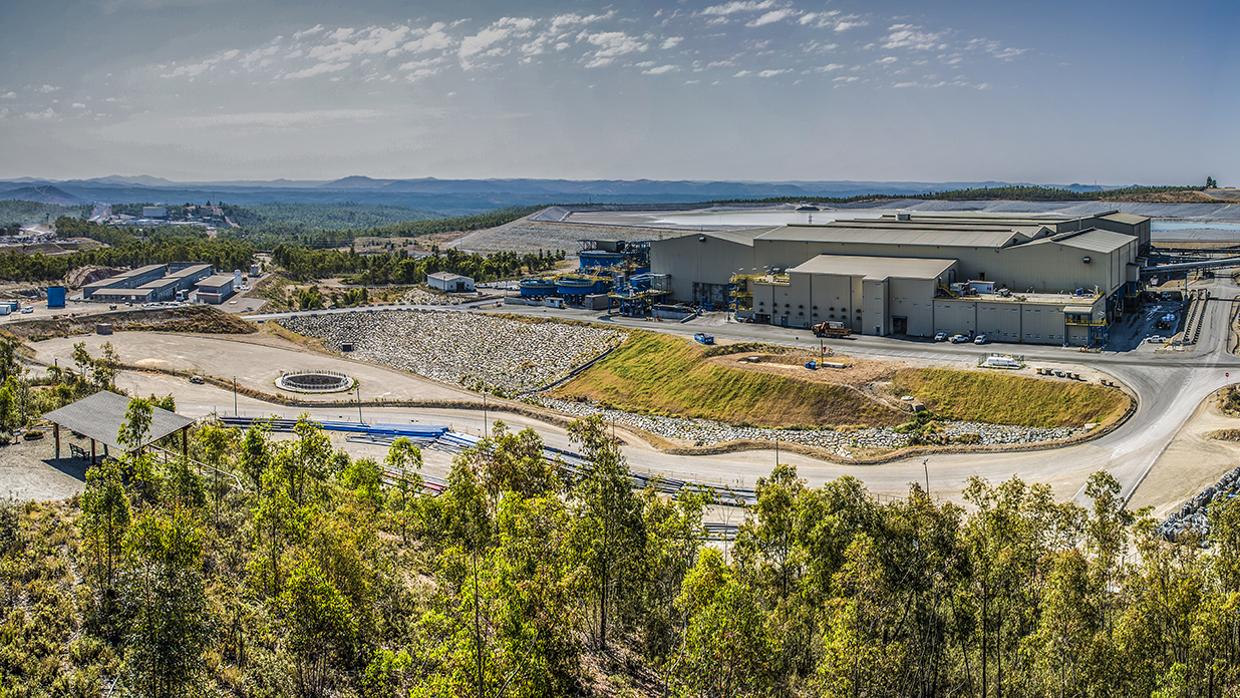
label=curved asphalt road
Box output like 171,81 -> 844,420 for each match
220,281 -> 1240,505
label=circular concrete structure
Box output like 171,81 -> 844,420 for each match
276,370 -> 354,393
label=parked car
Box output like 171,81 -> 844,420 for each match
934,331 -> 948,342
189,375 -> 205,384
1146,335 -> 1166,344
973,334 -> 989,345
949,334 -> 969,344
20,307 -> 32,314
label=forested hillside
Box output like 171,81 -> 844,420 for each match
2,395 -> 1239,696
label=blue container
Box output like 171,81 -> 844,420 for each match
46,285 -> 66,309
556,276 -> 609,297
519,278 -> 557,298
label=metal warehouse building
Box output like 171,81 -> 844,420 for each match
649,210 -> 1150,346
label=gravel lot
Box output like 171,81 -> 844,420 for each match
280,310 -> 624,395
533,396 -> 1081,459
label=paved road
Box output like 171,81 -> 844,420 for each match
233,280 -> 1240,507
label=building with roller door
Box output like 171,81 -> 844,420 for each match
650,210 -> 1149,346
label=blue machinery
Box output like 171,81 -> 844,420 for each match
216,415 -> 754,509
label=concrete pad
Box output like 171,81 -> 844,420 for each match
31,331 -> 478,404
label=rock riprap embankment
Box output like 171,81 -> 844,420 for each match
1159,465 -> 1240,542
533,396 -> 1080,459
280,310 -> 624,395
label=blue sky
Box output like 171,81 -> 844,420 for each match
0,0 -> 1235,184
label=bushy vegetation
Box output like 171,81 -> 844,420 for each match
224,205 -> 541,250
270,244 -> 563,284
3,403 -> 1240,695
0,199 -> 87,227
0,218 -> 256,282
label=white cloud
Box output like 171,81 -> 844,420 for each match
833,75 -> 859,83
883,24 -> 947,50
756,68 -> 791,77
459,17 -> 537,66
580,31 -> 648,68
701,0 -> 776,17
293,24 -> 324,40
660,36 -> 683,49
549,11 -> 614,32
71,102 -> 87,109
307,25 -> 412,63
798,10 -> 839,26
876,56 -> 898,64
966,38 -> 1026,61
23,108 -> 57,120
35,84 -> 61,93
814,63 -> 846,72
641,64 -> 678,75
0,91 -> 15,99
746,9 -> 798,27
158,49 -> 239,78
834,18 -> 868,32
282,61 -> 350,79
177,108 -> 382,129
402,23 -> 454,54
733,70 -> 752,77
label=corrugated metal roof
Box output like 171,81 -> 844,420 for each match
1098,212 -> 1149,226
197,274 -> 234,287
1051,228 -> 1135,253
167,263 -> 213,279
138,277 -> 181,289
1063,305 -> 1095,314
43,390 -> 193,452
789,254 -> 957,280
687,228 -> 769,247
428,271 -> 471,281
757,224 -> 1018,248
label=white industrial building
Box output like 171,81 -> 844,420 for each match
648,210 -> 1151,346
427,271 -> 475,293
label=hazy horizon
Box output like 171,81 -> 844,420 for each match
1,0 -> 1235,184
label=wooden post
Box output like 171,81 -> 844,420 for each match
53,423 -> 60,460
182,427 -> 188,459
90,439 -> 96,465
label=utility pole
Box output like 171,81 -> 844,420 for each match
774,435 -> 780,466
233,377 -> 238,416
923,458 -> 930,494
482,393 -> 488,438
356,385 -> 363,424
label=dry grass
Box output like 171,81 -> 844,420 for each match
891,368 -> 1129,428
554,331 -> 1131,430
5,305 -> 254,342
552,332 -> 905,428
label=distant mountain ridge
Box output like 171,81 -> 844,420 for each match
0,175 -> 1121,215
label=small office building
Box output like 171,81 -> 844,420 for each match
195,274 -> 236,304
427,272 -> 476,293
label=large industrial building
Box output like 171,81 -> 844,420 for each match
82,263 -> 215,303
649,210 -> 1151,346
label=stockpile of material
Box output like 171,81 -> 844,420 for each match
280,310 -> 623,395
1159,465 -> 1240,541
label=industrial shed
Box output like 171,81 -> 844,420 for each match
427,272 -> 475,293
195,274 -> 236,304
751,255 -> 958,336
650,210 -> 1151,345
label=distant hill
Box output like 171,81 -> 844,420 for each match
0,175 -> 1186,214
0,184 -> 84,206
